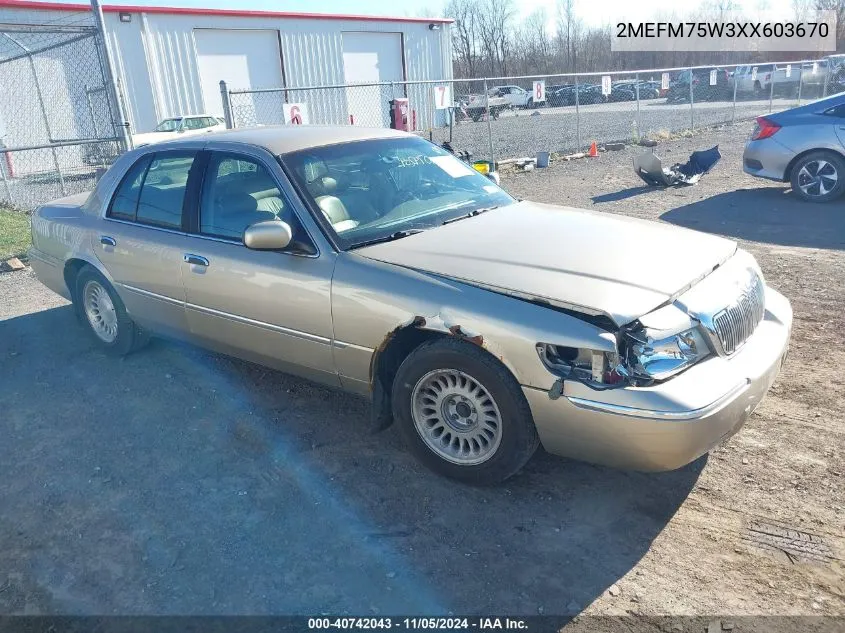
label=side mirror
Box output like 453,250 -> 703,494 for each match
243,220 -> 292,250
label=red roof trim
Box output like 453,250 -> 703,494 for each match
0,0 -> 453,23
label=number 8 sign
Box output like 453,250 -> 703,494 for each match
533,80 -> 545,103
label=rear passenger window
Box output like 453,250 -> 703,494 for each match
107,153 -> 194,229
137,155 -> 194,228
109,155 -> 151,220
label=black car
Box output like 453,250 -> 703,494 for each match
609,83 -> 636,102
666,67 -> 731,103
552,84 -> 606,106
546,84 -> 575,106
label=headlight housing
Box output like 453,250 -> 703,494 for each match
626,327 -> 711,381
623,303 -> 712,381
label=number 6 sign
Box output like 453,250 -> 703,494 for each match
283,103 -> 309,125
433,84 -> 452,110
533,80 -> 545,103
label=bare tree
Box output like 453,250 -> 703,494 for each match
815,0 -> 845,51
444,0 -> 481,77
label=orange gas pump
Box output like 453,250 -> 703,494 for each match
389,98 -> 411,131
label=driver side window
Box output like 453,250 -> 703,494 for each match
199,153 -> 302,242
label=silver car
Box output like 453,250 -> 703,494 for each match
29,126 -> 792,484
743,91 -> 845,202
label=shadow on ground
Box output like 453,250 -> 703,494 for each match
661,187 -> 845,250
0,305 -> 703,616
592,186 -> 654,203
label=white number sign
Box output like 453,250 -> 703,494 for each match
433,84 -> 452,110
785,64 -> 791,78
601,75 -> 611,96
751,66 -> 758,81
709,69 -> 717,86
283,103 -> 309,125
661,73 -> 670,90
812,62 -> 818,75
533,80 -> 546,103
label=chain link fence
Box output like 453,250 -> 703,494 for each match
223,57 -> 844,165
0,3 -> 127,210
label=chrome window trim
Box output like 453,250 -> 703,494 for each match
566,381 -> 749,421
102,217 -> 320,259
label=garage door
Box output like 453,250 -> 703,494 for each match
194,29 -> 284,126
342,32 -> 404,127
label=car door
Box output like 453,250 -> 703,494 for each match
826,104 -> 845,149
95,150 -> 199,336
178,146 -> 339,387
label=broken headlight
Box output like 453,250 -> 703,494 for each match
625,325 -> 711,381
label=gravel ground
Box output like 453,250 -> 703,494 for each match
0,120 -> 842,623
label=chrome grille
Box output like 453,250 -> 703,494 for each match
712,272 -> 766,355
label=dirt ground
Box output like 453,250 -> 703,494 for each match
0,121 -> 842,625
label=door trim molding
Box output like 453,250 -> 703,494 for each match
185,301 -> 332,345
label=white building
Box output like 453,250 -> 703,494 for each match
0,0 -> 453,136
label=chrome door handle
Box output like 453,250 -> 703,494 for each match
100,236 -> 116,247
183,254 -> 209,267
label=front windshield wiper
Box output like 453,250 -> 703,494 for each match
350,229 -> 426,249
441,205 -> 500,225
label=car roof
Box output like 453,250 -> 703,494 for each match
158,125 -> 414,154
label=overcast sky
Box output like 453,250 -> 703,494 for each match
52,0 -> 801,26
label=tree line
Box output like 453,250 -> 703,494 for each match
443,0 -> 845,79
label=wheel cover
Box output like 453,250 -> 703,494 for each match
83,280 -> 118,343
411,369 -> 503,466
797,159 -> 838,197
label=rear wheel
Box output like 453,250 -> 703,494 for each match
392,338 -> 540,485
790,151 -> 845,203
74,265 -> 148,355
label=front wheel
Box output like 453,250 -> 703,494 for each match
392,338 -> 540,485
790,150 -> 845,203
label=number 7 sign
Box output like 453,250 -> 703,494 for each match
433,84 -> 452,110
533,80 -> 545,103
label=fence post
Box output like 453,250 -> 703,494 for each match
483,78 -> 494,162
731,67 -> 738,123
574,74 -> 581,151
768,71 -> 775,113
91,0 -> 132,153
27,56 -> 65,196
220,80 -> 234,129
634,72 -> 641,142
689,68 -> 694,131
0,151 -> 12,205
822,64 -> 830,98
797,64 -> 804,106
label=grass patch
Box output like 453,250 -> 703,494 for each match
0,207 -> 31,261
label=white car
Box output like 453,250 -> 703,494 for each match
489,85 -> 534,108
132,115 -> 226,147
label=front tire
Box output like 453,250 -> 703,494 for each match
392,338 -> 540,485
73,265 -> 148,356
790,150 -> 845,203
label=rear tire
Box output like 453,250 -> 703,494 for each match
789,150 -> 845,203
391,338 -> 540,485
73,265 -> 149,356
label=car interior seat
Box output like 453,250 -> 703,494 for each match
302,158 -> 360,233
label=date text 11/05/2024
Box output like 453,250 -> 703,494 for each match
308,617 -> 531,630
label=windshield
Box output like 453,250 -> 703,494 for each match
282,137 -> 515,249
154,118 -> 182,133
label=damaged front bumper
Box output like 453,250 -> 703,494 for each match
523,287 -> 792,471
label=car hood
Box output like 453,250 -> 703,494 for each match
355,201 -> 737,326
131,131 -> 177,146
